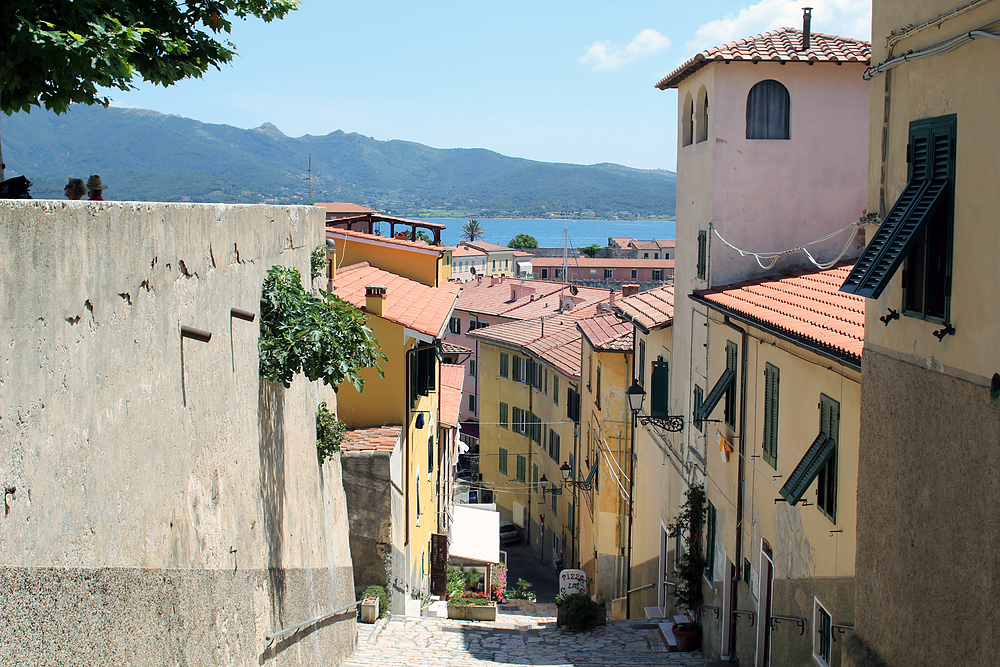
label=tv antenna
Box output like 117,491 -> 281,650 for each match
304,154 -> 312,205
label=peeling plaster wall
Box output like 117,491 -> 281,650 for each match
0,200 -> 356,666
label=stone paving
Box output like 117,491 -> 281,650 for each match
344,604 -> 714,667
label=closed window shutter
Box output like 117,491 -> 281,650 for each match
697,230 -> 708,280
500,353 -> 508,378
500,402 -> 508,428
650,361 -> 669,417
762,364 -> 779,468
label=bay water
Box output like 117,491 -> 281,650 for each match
402,218 -> 676,248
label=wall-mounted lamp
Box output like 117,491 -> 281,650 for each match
626,380 -> 685,432
558,462 -> 591,491
539,474 -> 562,495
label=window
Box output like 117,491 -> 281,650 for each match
499,447 -> 508,475
704,501 -> 717,580
533,463 -> 539,493
568,503 -> 575,532
469,359 -> 477,378
512,356 -> 522,382
595,365 -> 602,410
724,341 -> 738,428
468,393 -> 476,413
653,269 -> 663,281
693,385 -> 704,432
630,269 -> 638,280
654,253 -> 659,260
779,394 -> 839,523
416,466 -> 421,518
681,91 -> 694,147
697,230 -> 707,280
840,115 -> 955,320
813,599 -> 832,666
604,269 -> 613,279
589,269 -> 597,275
555,268 -> 562,279
551,494 -> 557,515
650,360 -> 669,417
500,353 -> 509,378
499,402 -> 508,429
549,429 -> 560,462
530,413 -> 542,445
762,363 -> 780,468
544,369 -> 548,395
553,376 -> 559,405
411,347 -> 437,405
567,388 -> 581,423
467,318 -> 479,332
644,252 -> 650,259
516,455 -> 526,482
449,316 -> 461,334
746,79 -> 790,140
504,259 -> 509,270
492,260 -> 496,271
696,85 -> 709,143
428,433 -> 434,472
541,268 -> 549,279
638,341 -> 646,386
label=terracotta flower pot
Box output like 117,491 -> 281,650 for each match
673,622 -> 701,652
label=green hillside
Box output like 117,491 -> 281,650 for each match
1,105 -> 676,219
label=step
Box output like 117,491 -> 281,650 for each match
657,621 -> 677,651
673,613 -> 691,625
643,605 -> 665,619
424,600 -> 449,618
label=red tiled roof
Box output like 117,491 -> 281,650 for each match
328,228 -> 444,255
578,313 -> 633,352
334,262 -> 460,338
608,237 -> 635,249
461,240 -> 512,253
630,240 -> 660,250
531,257 -> 675,268
614,284 -> 675,331
342,425 -> 403,452
655,239 -> 676,248
655,28 -> 871,90
692,263 -> 864,362
468,311 -> 603,379
314,202 -> 376,215
456,277 -> 612,320
442,341 -> 473,355
452,245 -> 487,258
439,363 -> 466,428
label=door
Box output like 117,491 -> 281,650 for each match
658,523 -> 670,609
755,541 -> 774,666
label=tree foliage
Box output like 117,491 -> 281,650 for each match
667,484 -> 706,612
461,219 -> 485,241
1,1 -> 298,116
579,243 -> 604,258
310,244 -> 327,280
507,234 -> 538,249
315,401 -> 346,462
259,265 -> 385,390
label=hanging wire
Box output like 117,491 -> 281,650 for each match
711,216 -> 869,271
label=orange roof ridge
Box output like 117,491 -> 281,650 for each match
338,261 -> 371,275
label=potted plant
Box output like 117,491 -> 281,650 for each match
447,590 -> 498,621
503,578 -> 537,605
360,584 -> 387,623
557,593 -> 599,629
666,484 -> 706,647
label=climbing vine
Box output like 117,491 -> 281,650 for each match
310,245 -> 327,280
316,401 -> 347,461
667,484 -> 706,611
259,265 -> 386,390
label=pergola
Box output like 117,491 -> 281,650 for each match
326,213 -> 447,245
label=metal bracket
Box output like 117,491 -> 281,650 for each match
733,610 -> 755,626
700,605 -> 721,620
933,323 -> 955,341
770,615 -> 806,635
639,415 -> 685,432
832,624 -> 855,641
879,308 -> 899,326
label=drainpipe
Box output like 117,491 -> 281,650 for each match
723,315 -> 748,661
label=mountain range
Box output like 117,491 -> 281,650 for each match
1,105 -> 676,219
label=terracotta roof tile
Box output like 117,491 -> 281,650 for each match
614,284 -> 675,331
655,28 -> 871,90
531,257 -> 674,268
608,237 -> 635,248
442,341 -> 473,355
333,263 -> 459,338
456,277 -> 612,320
578,313 -> 634,352
328,228 -> 444,255
314,202 -> 376,215
692,262 -> 864,362
439,363 -> 466,428
630,240 -> 660,250
452,245 -> 487,258
342,425 -> 403,452
461,240 -> 512,253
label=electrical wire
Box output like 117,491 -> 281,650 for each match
710,217 -> 865,271
866,23 -> 1000,80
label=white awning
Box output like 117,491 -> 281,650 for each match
516,261 -> 532,271
450,504 -> 500,563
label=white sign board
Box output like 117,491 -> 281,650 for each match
559,569 -> 587,597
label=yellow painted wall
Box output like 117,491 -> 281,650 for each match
330,234 -> 442,287
335,315 -> 405,428
437,249 -> 453,285
407,376 -> 440,595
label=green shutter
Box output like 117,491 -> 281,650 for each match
500,353 -> 509,378
698,367 -> 735,421
724,341 -> 738,427
762,364 -> 779,468
779,433 -> 834,505
499,447 -> 508,474
650,361 -> 669,417
817,394 -> 840,521
704,502 -> 717,579
533,464 -> 538,493
638,340 -> 646,386
516,455 -> 526,482
584,460 -> 599,485
693,386 -> 704,432
697,230 -> 707,280
554,376 -> 559,405
500,402 -> 508,429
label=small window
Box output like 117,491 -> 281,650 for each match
533,463 -> 539,493
568,503 -> 575,532
553,376 -> 560,406
704,501 -> 717,580
549,430 -> 560,461
595,365 -> 602,410
468,393 -> 476,414
469,359 -> 477,378
551,494 -> 557,515
650,360 -> 668,417
762,363 -> 779,468
541,268 -> 549,279
516,455 -> 526,482
604,269 -> 613,279
590,269 -> 597,275
696,85 -> 709,143
504,259 -> 509,269
428,433 -> 434,472
746,79 -> 790,140
644,252 -> 650,259
631,269 -> 638,279
500,353 -> 509,378
681,92 -> 694,147
449,316 -> 461,334
813,598 -> 832,666
697,230 -> 708,280
499,447 -> 508,474
467,318 -> 479,332
725,341 -> 738,428
654,253 -> 659,260
499,402 -> 508,428
653,269 -> 663,281
693,385 -> 704,432
817,395 -> 839,522
555,268 -> 562,279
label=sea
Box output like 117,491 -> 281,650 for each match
397,218 -> 676,248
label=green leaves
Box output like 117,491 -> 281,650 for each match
315,401 -> 346,462
507,234 -> 538,249
259,265 -> 386,390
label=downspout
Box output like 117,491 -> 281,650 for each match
723,315 -> 749,661
625,352 -> 637,618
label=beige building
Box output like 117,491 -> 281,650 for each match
839,3 -> 1000,666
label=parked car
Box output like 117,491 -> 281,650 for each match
500,520 -> 520,545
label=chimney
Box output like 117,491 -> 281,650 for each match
490,275 -> 499,287
511,285 -> 519,302
622,284 -> 640,298
609,290 -> 616,308
477,274 -> 483,285
802,7 -> 812,51
365,284 -> 387,316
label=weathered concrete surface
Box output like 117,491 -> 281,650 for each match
0,200 -> 356,665
341,451 -> 394,601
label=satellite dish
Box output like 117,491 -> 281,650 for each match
569,285 -> 579,296
470,266 -> 477,276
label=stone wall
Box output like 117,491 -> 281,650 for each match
0,200 -> 356,666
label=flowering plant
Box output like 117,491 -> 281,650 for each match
448,591 -> 494,607
490,563 -> 507,601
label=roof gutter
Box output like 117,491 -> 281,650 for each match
688,293 -> 861,372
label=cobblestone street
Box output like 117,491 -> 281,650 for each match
343,604 -> 715,667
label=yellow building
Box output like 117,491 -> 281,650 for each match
839,3 -> 1000,666
577,312 -> 634,613
327,228 -> 452,288
332,261 -> 460,606
691,264 -> 864,666
469,313 -> 589,567
612,284 -> 682,622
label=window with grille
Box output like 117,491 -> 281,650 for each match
813,599 -> 832,666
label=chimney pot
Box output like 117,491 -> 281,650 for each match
365,284 -> 387,316
622,284 -> 640,298
802,7 -> 812,51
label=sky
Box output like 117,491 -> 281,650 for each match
104,0 -> 871,172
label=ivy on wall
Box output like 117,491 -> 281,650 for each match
259,265 -> 386,390
316,401 -> 347,461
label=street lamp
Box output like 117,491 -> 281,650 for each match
558,461 -> 592,491
626,379 -> 686,432
539,473 -> 562,495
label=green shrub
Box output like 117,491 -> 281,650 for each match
446,566 -> 466,597
316,401 -> 346,461
557,593 -> 598,624
362,585 -> 388,618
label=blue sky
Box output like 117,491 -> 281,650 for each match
106,1 -> 871,171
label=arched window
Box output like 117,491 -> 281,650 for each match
681,92 -> 694,147
696,86 -> 709,143
746,80 -> 790,140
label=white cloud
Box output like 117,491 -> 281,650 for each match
580,28 -> 671,71
686,0 -> 871,54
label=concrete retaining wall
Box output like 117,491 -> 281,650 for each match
0,200 -> 356,666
